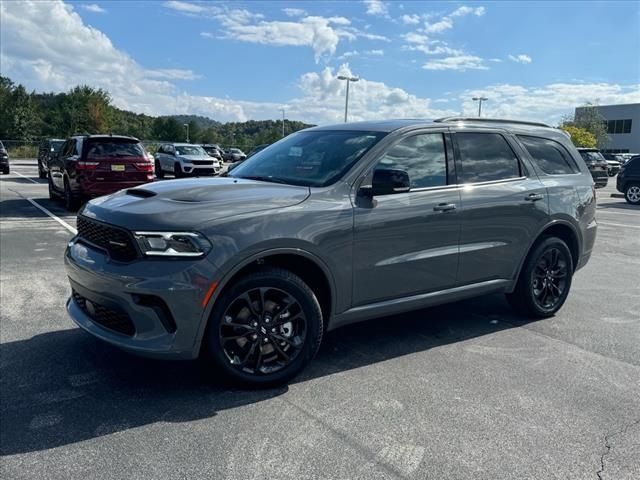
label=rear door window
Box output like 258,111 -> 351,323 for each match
455,133 -> 521,183
85,141 -> 144,159
517,135 -> 579,174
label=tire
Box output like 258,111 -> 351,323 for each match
205,267 -> 324,387
38,162 -> 47,179
174,162 -> 183,179
624,183 -> 640,205
507,236 -> 573,318
48,174 -> 58,200
2,167 -> 8,175
607,171 -> 615,177
63,179 -> 79,211
155,160 -> 164,179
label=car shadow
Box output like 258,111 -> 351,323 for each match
0,293 -> 538,456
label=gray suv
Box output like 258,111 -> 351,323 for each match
65,118 -> 597,386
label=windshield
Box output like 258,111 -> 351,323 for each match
86,141 -> 144,158
51,140 -> 64,152
579,150 -> 605,163
229,130 -> 387,187
176,145 -> 205,156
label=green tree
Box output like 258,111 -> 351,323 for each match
560,125 -> 597,148
7,85 -> 38,141
571,103 -> 610,149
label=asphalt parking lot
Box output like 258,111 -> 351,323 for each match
1,159 -> 639,479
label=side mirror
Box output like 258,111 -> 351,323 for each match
370,168 -> 411,196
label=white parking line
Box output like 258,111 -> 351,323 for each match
598,221 -> 640,230
597,210 -> 639,217
25,198 -> 77,235
12,170 -> 40,184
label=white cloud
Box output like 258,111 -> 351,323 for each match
424,4 -> 485,34
337,49 -> 384,60
364,0 -> 388,17
508,54 -> 532,64
283,8 -> 307,17
146,69 -> 201,81
423,55 -> 488,71
401,14 -> 421,25
80,3 -> 106,13
163,0 -> 205,14
367,49 -> 384,56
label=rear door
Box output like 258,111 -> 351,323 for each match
51,139 -> 72,190
452,130 -> 548,285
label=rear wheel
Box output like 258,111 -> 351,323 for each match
63,179 -> 79,211
2,167 -> 8,175
624,183 -> 640,205
38,162 -> 47,179
48,174 -> 58,200
507,236 -> 573,318
155,159 -> 164,179
205,268 -> 323,387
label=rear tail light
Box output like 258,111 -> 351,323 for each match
76,161 -> 99,170
133,162 -> 153,172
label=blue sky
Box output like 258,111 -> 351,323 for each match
1,0 -> 639,125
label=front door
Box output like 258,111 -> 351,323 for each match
353,131 -> 461,306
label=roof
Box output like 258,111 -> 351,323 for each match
307,117 -> 557,134
71,134 -> 139,141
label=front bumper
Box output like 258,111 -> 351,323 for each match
64,238 -> 218,359
180,163 -> 221,175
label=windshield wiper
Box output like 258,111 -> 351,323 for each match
237,175 -> 291,185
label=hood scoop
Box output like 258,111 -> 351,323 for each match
126,188 -> 157,198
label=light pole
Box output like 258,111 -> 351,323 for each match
183,123 -> 190,142
280,108 -> 285,138
472,96 -> 488,117
337,75 -> 359,122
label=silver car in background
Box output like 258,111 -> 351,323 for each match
154,143 -> 221,178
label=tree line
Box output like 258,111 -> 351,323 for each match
0,76 -> 311,148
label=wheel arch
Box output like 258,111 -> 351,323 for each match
195,248 -> 336,355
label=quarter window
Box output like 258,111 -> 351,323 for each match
518,135 -> 579,175
456,133 -> 521,183
375,133 -> 447,189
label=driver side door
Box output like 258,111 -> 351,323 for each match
352,131 -> 462,306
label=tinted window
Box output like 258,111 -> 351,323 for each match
456,133 -> 520,183
375,133 -> 447,189
175,145 -> 206,156
579,150 -> 605,163
85,141 -> 144,159
623,119 -> 632,134
518,135 -> 578,175
230,130 -> 386,187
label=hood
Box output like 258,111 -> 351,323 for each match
179,154 -> 217,162
81,177 -> 310,231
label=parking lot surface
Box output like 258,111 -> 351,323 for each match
1,160 -> 639,479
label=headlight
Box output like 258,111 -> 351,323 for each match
133,231 -> 211,257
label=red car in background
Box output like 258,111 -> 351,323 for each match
48,135 -> 154,210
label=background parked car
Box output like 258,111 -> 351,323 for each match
200,144 -> 223,161
616,155 -> 640,205
222,147 -> 246,162
602,153 -> 623,177
154,143 -> 221,178
577,148 -> 608,188
0,141 -> 9,174
48,134 -> 154,210
37,138 -> 65,179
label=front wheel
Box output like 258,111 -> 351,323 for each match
624,183 -> 640,205
507,236 -> 573,318
174,162 -> 183,179
63,179 -> 79,211
38,162 -> 47,179
155,160 -> 164,179
205,268 -> 323,387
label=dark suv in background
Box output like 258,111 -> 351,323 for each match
65,118 -> 597,386
48,134 -> 154,210
37,138 -> 65,179
0,141 -> 8,174
577,148 -> 608,188
616,155 -> 640,205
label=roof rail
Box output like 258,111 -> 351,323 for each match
434,116 -> 552,128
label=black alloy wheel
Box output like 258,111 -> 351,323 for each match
507,236 -> 573,318
206,268 -> 323,387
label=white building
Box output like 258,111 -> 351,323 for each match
574,103 -> 640,154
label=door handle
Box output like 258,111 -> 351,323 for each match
433,203 -> 456,212
525,193 -> 544,202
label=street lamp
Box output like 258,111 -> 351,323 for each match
280,108 -> 285,138
183,123 -> 190,143
472,96 -> 488,117
337,75 -> 359,123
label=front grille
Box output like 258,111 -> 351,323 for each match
191,160 -> 213,166
77,216 -> 138,262
191,168 -> 215,175
72,290 -> 135,336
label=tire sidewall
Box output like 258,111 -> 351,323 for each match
206,269 -> 323,387
521,237 -> 573,317
625,183 -> 640,205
